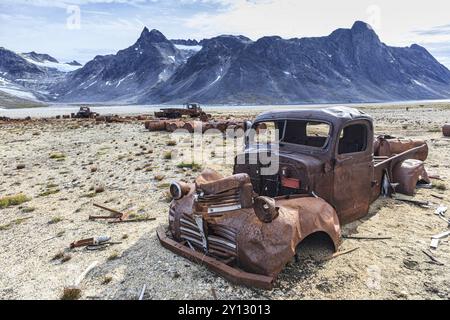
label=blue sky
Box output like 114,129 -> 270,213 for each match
0,0 -> 449,67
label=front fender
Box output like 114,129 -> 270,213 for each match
236,196 -> 341,277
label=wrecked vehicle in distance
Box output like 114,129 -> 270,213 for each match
155,102 -> 207,119
158,107 -> 430,289
71,106 -> 99,119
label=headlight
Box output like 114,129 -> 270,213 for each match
254,196 -> 279,223
169,181 -> 190,200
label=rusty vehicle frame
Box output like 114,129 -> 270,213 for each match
158,107 -> 429,289
155,103 -> 206,119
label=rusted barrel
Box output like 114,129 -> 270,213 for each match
165,121 -> 185,132
182,121 -> 203,133
443,124 -> 450,137
214,121 -> 229,133
145,120 -> 167,131
202,122 -> 215,133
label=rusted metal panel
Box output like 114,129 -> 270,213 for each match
392,159 -> 430,196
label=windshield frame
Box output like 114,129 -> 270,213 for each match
251,118 -> 334,153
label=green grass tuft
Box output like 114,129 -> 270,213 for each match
0,194 -> 30,209
49,152 -> 66,160
177,162 -> 202,171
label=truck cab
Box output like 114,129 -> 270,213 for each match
185,102 -> 201,111
234,107 -> 374,224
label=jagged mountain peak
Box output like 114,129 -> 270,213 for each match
351,21 -> 374,33
138,27 -> 168,43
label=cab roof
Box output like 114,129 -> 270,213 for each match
255,106 -> 373,125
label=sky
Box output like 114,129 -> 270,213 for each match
0,0 -> 449,67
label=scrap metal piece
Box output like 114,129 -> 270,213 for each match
422,250 -> 444,266
435,206 -> 448,216
430,238 -> 440,250
70,236 -> 111,249
90,203 -> 155,223
138,284 -> 147,301
392,159 -> 430,196
432,230 -> 450,240
393,195 -> 432,208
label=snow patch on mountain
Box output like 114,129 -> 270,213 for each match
21,55 -> 82,72
174,44 -> 202,52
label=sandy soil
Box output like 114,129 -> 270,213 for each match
0,103 -> 449,300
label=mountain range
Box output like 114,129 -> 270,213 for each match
1,21 -> 450,106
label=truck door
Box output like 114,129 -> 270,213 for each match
333,121 -> 373,224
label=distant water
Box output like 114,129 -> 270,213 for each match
1,99 -> 450,119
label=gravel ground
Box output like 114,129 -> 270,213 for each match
0,103 -> 449,300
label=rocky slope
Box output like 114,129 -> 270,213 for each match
48,28 -> 188,103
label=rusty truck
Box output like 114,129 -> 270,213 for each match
158,107 -> 430,289
155,103 -> 206,119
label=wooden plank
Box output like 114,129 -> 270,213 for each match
157,226 -> 275,290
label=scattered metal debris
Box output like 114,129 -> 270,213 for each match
430,238 -> 440,250
435,206 -> 448,216
342,235 -> 392,241
138,284 -> 147,300
432,230 -> 450,240
430,231 -> 450,250
327,247 -> 360,260
431,194 -> 445,200
422,250 -> 444,266
70,236 -> 111,249
90,203 -> 156,223
393,195 -> 432,208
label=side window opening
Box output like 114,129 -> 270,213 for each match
253,121 -> 282,144
338,123 -> 368,155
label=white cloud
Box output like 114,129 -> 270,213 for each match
183,0 -> 450,45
